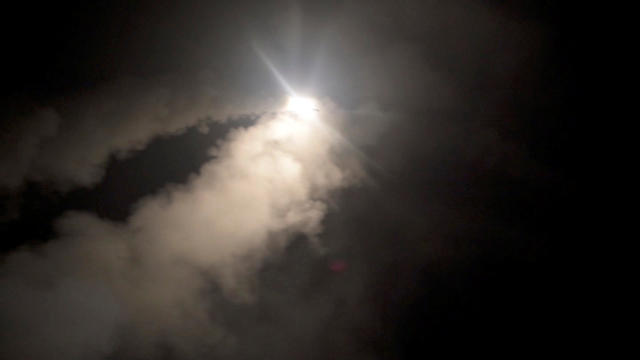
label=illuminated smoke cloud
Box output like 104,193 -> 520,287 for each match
0,102 -> 362,359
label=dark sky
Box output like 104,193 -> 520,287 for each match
1,1 -> 585,359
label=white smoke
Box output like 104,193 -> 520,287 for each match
0,101 -> 362,359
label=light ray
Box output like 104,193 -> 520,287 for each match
253,44 -> 297,96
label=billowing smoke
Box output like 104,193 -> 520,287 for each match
0,101 -> 363,359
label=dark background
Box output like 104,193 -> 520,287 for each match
1,1 -> 586,358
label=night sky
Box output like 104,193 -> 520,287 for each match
1,1 -> 585,359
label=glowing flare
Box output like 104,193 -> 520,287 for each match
285,96 -> 318,118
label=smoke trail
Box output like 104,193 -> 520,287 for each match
0,103 -> 361,359
0,74 -> 277,192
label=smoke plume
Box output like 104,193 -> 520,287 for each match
0,101 -> 362,359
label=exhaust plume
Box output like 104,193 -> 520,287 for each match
0,102 -> 362,359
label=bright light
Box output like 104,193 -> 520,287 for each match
285,96 -> 318,118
